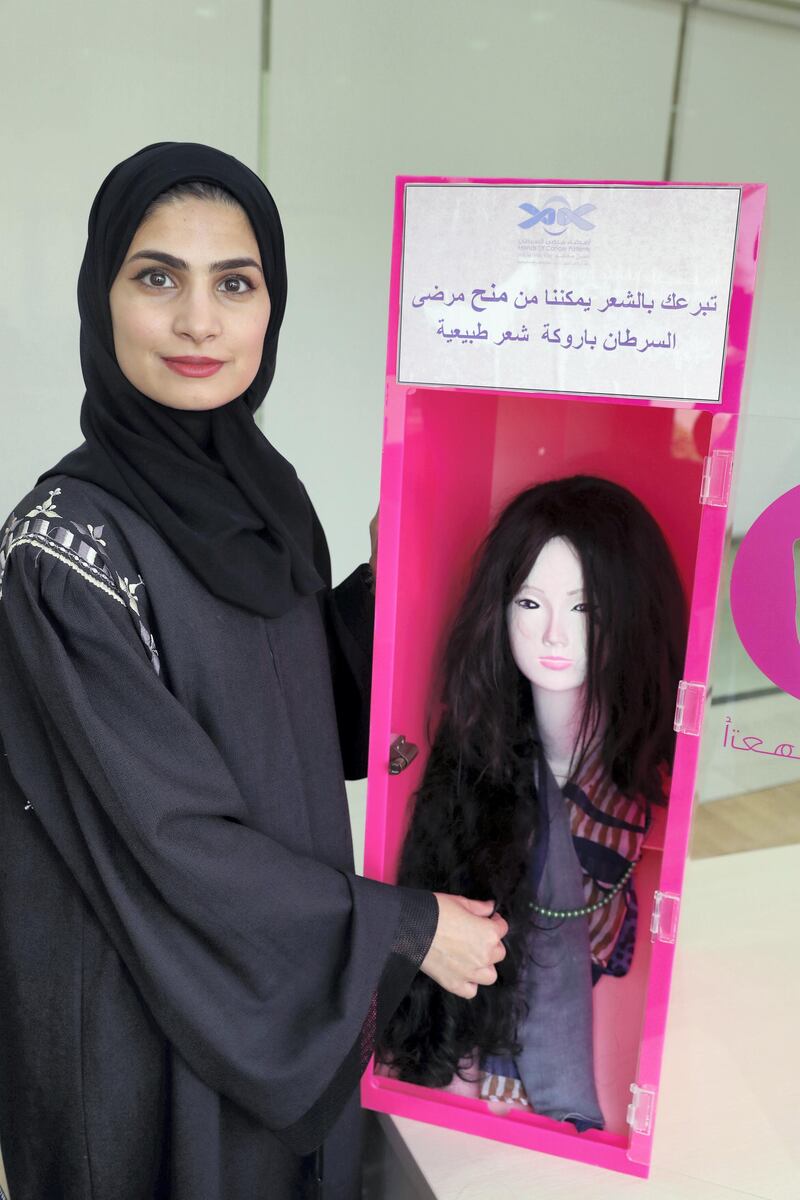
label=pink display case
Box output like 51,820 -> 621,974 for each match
362,178 -> 766,1176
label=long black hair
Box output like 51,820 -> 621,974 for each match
378,475 -> 687,1086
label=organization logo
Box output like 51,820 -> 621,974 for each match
518,195 -> 596,236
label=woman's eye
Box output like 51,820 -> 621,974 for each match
135,268 -> 176,289
218,275 -> 254,294
132,269 -> 255,294
572,602 -> 595,613
515,598 -> 540,610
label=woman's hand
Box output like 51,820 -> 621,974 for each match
420,894 -> 508,999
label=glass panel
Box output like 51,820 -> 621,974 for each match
696,415 -> 800,846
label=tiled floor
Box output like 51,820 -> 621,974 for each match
691,781 -> 800,858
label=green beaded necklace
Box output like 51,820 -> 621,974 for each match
528,858 -> 636,920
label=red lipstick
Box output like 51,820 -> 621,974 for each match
162,356 -> 224,378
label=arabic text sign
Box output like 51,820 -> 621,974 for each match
397,184 -> 741,403
722,716 -> 800,763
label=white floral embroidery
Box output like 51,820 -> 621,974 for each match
1,489 -> 161,678
71,521 -> 107,549
117,573 -> 145,616
139,626 -> 158,657
25,488 -> 62,520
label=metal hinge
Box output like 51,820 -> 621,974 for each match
650,890 -> 680,944
627,1083 -> 656,1135
673,680 -> 706,736
389,734 -> 419,775
700,449 -> 733,507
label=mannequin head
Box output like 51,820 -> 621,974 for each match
439,474 -> 686,800
507,535 -> 589,696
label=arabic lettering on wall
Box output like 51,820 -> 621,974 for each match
722,716 -> 800,762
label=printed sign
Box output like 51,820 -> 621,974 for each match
397,184 -> 741,403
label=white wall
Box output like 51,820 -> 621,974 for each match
672,6 -> 800,532
0,0 -> 263,522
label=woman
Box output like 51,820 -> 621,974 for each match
379,476 -> 686,1129
0,143 -> 506,1200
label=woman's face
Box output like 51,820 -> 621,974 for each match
506,536 -> 590,694
108,197 -> 271,411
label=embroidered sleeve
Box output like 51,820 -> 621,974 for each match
0,489 -> 160,676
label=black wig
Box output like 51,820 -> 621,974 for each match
378,475 -> 687,1086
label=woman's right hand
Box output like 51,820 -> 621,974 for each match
420,894 -> 508,999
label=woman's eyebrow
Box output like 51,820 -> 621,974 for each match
127,249 -> 263,275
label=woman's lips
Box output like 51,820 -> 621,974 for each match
162,357 -> 224,378
539,657 -> 573,671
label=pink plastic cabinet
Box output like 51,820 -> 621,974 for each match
362,178 -> 766,1176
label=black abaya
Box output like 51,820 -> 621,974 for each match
0,475 -> 437,1200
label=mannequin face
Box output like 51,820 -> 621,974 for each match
109,197 -> 271,411
506,537 -> 591,694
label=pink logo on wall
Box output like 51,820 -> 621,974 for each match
730,484 -> 800,700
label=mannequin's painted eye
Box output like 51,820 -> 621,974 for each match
514,597 -> 540,610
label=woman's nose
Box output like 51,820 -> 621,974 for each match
172,285 -> 222,342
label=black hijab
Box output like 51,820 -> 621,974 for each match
39,141 -> 325,618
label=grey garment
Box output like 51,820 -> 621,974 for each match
513,754 -> 604,1131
